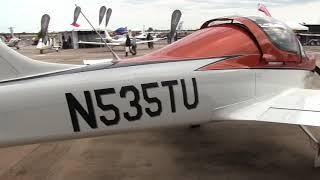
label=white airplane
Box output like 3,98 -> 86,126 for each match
2,11 -> 320,167
135,26 -> 160,40
79,29 -> 162,47
77,7 -> 162,48
137,17 -> 183,43
5,27 -> 21,49
36,36 -> 61,54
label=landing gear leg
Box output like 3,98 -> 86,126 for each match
299,125 -> 320,168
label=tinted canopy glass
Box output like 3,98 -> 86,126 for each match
248,16 -> 299,53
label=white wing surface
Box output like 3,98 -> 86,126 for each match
212,89 -> 320,127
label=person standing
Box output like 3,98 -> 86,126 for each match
147,33 -> 154,49
67,36 -> 72,49
167,33 -> 171,44
131,34 -> 137,55
125,34 -> 131,57
174,32 -> 178,42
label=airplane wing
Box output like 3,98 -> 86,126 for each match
212,88 -> 320,127
79,39 -> 162,46
78,41 -> 122,46
135,38 -> 163,45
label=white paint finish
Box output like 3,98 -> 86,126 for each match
211,87 -> 320,127
0,51 -> 317,147
83,59 -> 113,65
200,69 -> 255,109
255,69 -> 312,97
271,89 -> 320,111
0,58 -> 219,146
260,108 -> 320,127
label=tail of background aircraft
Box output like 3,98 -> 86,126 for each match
114,27 -> 128,35
9,27 -> 16,38
177,21 -> 184,32
142,25 -> 146,35
104,29 -> 113,41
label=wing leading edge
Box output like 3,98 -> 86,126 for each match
212,88 -> 320,127
78,41 -> 122,46
78,38 -> 163,46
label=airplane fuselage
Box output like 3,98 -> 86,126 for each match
0,57 -> 313,147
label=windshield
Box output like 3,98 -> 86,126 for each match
248,16 -> 299,53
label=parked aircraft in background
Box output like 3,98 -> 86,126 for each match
79,29 -> 162,47
5,27 -> 21,49
77,7 -> 163,48
135,26 -> 160,40
114,27 -> 128,35
36,37 -> 60,54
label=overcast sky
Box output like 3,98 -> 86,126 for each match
1,0 -> 320,33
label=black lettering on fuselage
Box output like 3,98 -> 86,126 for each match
94,88 -> 120,126
161,80 -> 178,113
66,91 -> 97,132
120,85 -> 143,121
181,78 -> 199,109
66,78 -> 199,132
141,82 -> 162,117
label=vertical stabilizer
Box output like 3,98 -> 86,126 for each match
0,42 -> 78,81
104,29 -> 113,41
9,27 -> 15,38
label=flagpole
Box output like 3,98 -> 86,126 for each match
75,4 -> 120,61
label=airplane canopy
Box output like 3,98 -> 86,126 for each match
126,16 -> 303,65
247,16 -> 299,53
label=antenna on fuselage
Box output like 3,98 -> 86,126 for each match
73,4 -> 120,61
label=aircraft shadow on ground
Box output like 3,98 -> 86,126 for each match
150,121 -> 320,179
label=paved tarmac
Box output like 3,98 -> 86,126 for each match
0,42 -> 320,180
